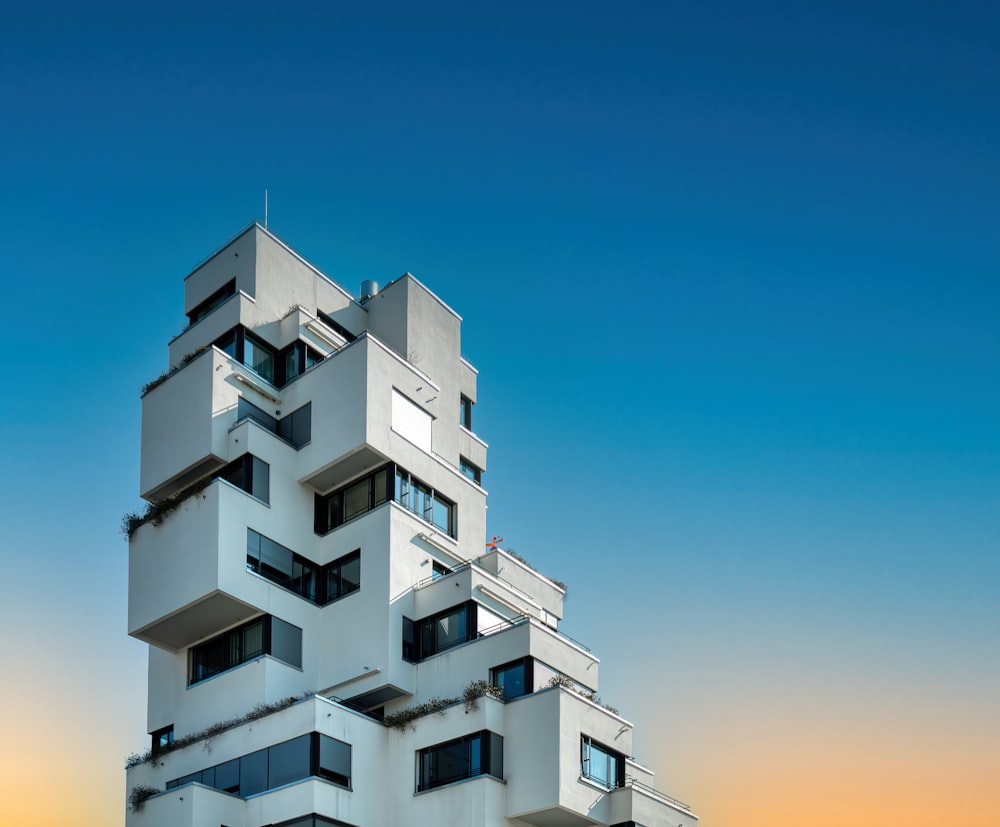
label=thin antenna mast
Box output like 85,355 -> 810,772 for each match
264,189 -> 269,229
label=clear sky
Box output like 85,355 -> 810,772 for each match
1,1 -> 998,825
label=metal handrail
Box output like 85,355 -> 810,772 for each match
622,775 -> 691,812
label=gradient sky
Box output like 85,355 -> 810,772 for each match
1,2 -> 998,825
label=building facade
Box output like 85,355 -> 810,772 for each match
125,223 -> 698,827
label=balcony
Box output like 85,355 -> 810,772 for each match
412,618 -> 600,707
291,333 -> 452,493
413,556 -> 564,628
126,783 -> 244,827
128,481 -> 269,651
140,347 -> 242,501
609,777 -> 698,827
503,687 -> 637,827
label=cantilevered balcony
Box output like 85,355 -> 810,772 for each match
140,348 -> 242,502
413,557 -> 564,628
128,481 -> 271,651
503,687 -> 642,827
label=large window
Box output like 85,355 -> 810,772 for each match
187,278 -> 236,325
394,467 -> 455,536
166,732 -> 351,796
189,615 -> 301,684
217,454 -> 270,503
402,601 -> 478,662
237,399 -> 312,448
314,463 -> 456,538
213,325 -> 323,388
581,736 -> 625,790
247,529 -> 360,606
315,465 -> 390,534
417,730 -> 502,791
491,657 -> 533,700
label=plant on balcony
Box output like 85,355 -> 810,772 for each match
125,695 -> 306,768
127,784 -> 160,813
383,695 -> 461,731
384,679 -> 505,730
495,547 -> 567,593
462,679 -> 504,711
120,476 -> 212,540
547,674 -> 619,716
140,345 -> 208,396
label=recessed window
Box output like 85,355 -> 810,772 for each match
247,530 -> 360,606
491,658 -> 533,700
315,465 -> 390,534
166,732 -> 351,796
403,601 -> 477,662
581,735 -> 625,790
460,395 -> 473,430
459,457 -> 482,485
431,561 -> 452,580
151,725 -> 174,755
189,615 -> 301,685
187,279 -> 236,325
417,730 -> 502,791
217,454 -> 270,503
395,467 -> 455,536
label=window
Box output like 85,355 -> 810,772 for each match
403,601 -> 477,662
247,530 -> 360,606
491,658 -> 533,700
237,399 -> 312,448
189,615 -> 301,684
217,454 -> 270,503
431,561 -> 452,580
151,725 -> 174,755
166,732 -> 351,796
459,457 -> 482,485
187,278 -> 236,325
281,341 -> 323,384
243,332 -> 276,383
581,736 -> 625,790
460,395 -> 473,430
314,465 -> 390,534
417,731 -> 502,791
394,467 -> 455,536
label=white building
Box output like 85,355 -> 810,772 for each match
125,222 -> 698,827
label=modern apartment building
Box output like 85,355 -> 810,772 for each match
124,222 -> 698,827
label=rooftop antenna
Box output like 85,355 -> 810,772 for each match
264,188 -> 269,229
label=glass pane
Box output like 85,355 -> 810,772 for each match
239,749 -> 268,796
432,497 -> 452,534
373,468 -> 387,505
435,740 -> 467,786
244,336 -> 275,383
215,759 -> 239,793
292,558 -> 315,601
260,536 -> 292,585
242,619 -> 265,660
343,478 -> 369,521
250,457 -> 270,503
319,735 -> 351,786
338,554 -> 360,595
495,662 -> 526,699
246,529 -> 261,572
469,735 -> 482,776
285,348 -> 300,381
267,734 -> 311,789
270,617 -> 302,668
395,469 -> 409,508
436,607 -> 466,651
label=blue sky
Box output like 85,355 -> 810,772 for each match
1,2 -> 998,825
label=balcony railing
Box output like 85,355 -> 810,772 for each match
622,775 -> 692,812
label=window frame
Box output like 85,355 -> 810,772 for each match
188,615 -> 302,685
580,735 -> 626,790
416,730 -> 502,792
